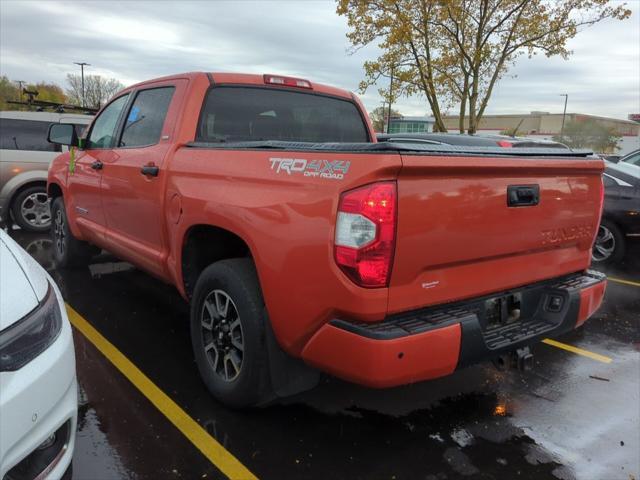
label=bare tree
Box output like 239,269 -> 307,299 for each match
66,74 -> 125,109
337,0 -> 631,133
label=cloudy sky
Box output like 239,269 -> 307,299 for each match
1,0 -> 638,119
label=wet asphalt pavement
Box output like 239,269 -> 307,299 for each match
7,230 -> 640,480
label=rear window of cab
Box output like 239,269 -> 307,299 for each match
197,87 -> 369,143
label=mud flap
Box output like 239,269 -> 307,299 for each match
264,312 -> 320,401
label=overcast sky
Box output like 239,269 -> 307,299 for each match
1,0 -> 638,119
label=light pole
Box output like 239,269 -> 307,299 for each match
74,62 -> 90,107
15,80 -> 25,101
559,94 -> 568,140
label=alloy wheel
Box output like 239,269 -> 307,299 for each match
21,193 -> 51,228
54,209 -> 66,257
200,290 -> 244,382
592,224 -> 615,262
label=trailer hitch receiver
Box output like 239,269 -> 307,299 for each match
492,346 -> 533,371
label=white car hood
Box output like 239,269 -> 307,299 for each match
0,231 -> 48,330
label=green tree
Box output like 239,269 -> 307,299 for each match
337,0 -> 631,134
0,76 -> 21,110
369,106 -> 402,132
553,119 -> 621,153
26,81 -> 67,104
1,77 -> 68,110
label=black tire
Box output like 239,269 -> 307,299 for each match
592,219 -> 625,265
11,185 -> 51,232
50,197 -> 99,268
190,258 -> 271,408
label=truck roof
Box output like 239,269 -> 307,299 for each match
125,72 -> 355,100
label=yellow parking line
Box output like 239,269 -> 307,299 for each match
542,338 -> 612,364
608,276 -> 640,288
65,304 -> 258,480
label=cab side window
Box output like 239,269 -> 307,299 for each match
87,94 -> 130,149
119,87 -> 174,148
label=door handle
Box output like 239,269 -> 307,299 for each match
90,161 -> 103,170
507,185 -> 540,207
141,165 -> 159,177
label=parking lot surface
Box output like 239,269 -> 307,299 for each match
8,230 -> 640,480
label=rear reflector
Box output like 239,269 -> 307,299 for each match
264,74 -> 312,89
497,140 -> 513,148
335,182 -> 397,288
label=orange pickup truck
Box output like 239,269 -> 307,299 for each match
47,72 -> 606,407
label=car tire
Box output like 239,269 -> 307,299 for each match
11,185 -> 51,232
190,258 -> 271,408
592,219 -> 625,265
50,197 -> 99,268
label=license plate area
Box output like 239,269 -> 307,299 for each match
484,293 -> 523,329
479,286 -> 568,350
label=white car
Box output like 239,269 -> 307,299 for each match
0,229 -> 77,479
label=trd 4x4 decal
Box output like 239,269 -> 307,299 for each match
269,158 -> 350,180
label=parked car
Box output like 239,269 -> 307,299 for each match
0,229 -> 77,479
0,111 -> 91,232
377,132 -> 570,149
619,149 -> 639,166
593,161 -> 640,264
46,72 -> 606,407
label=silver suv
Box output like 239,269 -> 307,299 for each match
0,111 -> 92,231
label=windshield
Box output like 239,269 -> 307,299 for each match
607,160 -> 640,179
621,150 -> 640,166
197,87 -> 369,143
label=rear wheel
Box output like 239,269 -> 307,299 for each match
50,197 -> 99,267
190,259 -> 271,408
592,219 -> 625,265
11,185 -> 51,232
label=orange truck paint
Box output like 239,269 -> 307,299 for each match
576,281 -> 607,328
48,72 -> 607,388
302,323 -> 461,388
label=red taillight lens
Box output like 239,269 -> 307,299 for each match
497,140 -> 513,148
599,175 -> 605,217
591,175 -> 606,250
263,74 -> 312,89
334,182 -> 397,288
597,175 -> 605,225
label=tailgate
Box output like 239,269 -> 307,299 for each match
388,153 -> 604,314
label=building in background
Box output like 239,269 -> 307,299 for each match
388,116 -> 435,134
442,112 -> 640,154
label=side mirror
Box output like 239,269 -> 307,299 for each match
48,123 -> 79,148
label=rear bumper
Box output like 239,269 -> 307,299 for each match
301,271 -> 606,388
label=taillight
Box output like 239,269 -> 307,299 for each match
263,74 -> 312,89
597,175 -> 605,221
497,140 -> 513,148
591,175 -> 606,249
334,182 -> 397,288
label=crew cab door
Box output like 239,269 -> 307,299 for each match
67,93 -> 130,245
100,82 -> 181,278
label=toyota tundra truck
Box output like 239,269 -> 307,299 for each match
46,72 -> 607,407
